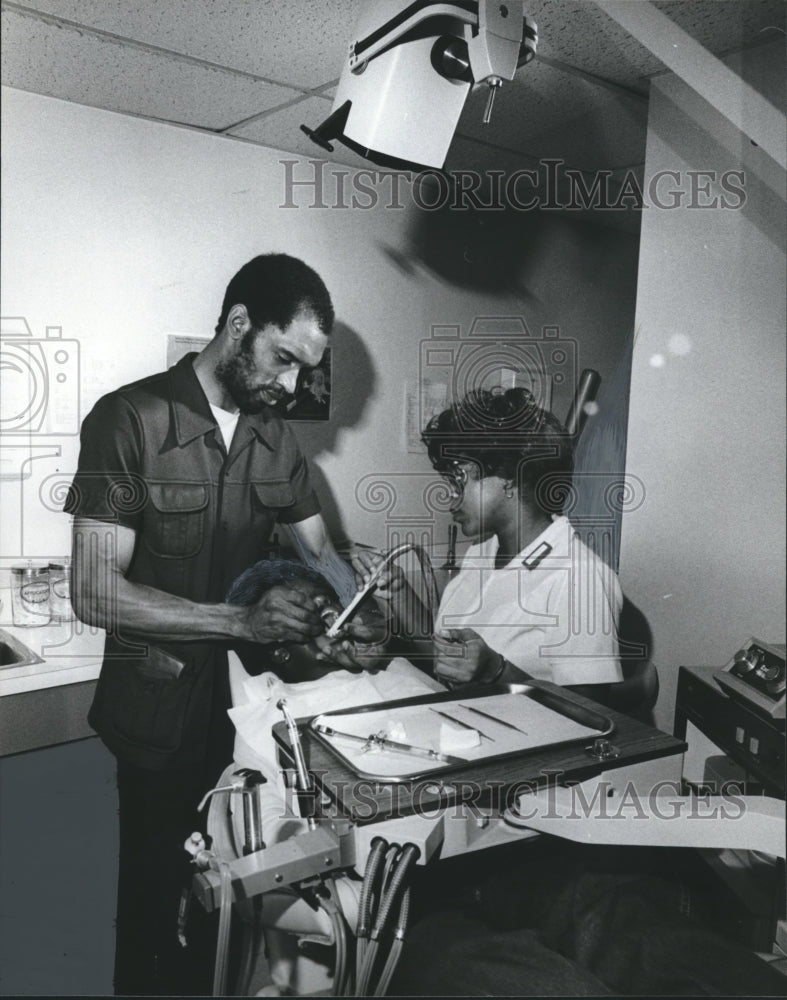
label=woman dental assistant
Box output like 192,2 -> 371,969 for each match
423,387 -> 623,692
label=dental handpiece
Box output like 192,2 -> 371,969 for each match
277,698 -> 317,828
324,542 -> 417,639
324,566 -> 384,638
277,699 -> 310,790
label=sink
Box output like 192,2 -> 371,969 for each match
0,629 -> 45,668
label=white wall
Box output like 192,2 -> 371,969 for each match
620,40 -> 786,729
1,87 -> 639,589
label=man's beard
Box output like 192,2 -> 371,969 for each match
215,342 -> 286,414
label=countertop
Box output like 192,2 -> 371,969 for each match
0,590 -> 105,696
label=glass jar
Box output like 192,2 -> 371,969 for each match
10,563 -> 51,627
48,558 -> 74,622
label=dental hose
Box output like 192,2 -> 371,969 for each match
357,843 -> 401,992
379,842 -> 401,897
372,886 -> 412,998
357,843 -> 420,997
355,837 -> 388,988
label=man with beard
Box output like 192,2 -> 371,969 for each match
64,253 -> 366,996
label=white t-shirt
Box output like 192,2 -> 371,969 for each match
209,403 -> 240,451
436,516 -> 623,686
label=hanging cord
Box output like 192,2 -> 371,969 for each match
357,843 -> 420,997
313,877 -> 351,997
372,886 -> 412,997
355,837 -> 388,988
232,897 -> 263,997
184,830 -> 236,997
316,885 -> 350,997
212,858 -> 233,997
331,906 -> 348,998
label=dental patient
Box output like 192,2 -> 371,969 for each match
226,556 -> 392,681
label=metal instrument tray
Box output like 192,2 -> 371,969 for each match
308,681 -> 614,783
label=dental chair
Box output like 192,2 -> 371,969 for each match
611,596 -> 659,719
183,549 -> 780,997
569,595 -> 660,726
186,678 -> 783,996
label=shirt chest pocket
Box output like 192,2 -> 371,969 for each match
145,483 -> 209,558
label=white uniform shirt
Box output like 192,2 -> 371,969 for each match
436,516 -> 623,686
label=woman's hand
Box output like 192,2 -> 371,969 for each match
348,546 -> 407,600
432,628 -> 503,686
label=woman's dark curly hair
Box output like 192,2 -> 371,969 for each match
421,388 -> 573,513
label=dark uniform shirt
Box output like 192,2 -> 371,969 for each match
64,352 -> 320,769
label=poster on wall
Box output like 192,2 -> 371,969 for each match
166,334 -> 210,368
280,348 -> 331,421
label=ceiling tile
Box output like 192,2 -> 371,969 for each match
527,0 -> 784,88
529,0 -> 658,86
653,0 -> 786,60
8,0 -> 364,90
1,9 -> 293,128
2,0 -> 778,183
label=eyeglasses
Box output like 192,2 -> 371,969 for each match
442,463 -> 468,499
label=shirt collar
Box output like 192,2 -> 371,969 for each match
519,515 -> 571,569
481,515 -> 572,569
169,353 -> 274,450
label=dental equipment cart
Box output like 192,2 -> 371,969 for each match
188,681 -> 785,996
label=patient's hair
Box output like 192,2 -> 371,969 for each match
215,253 -> 335,336
422,387 -> 573,512
226,558 -> 338,606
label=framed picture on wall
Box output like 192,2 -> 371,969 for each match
280,348 -> 332,421
166,334 -> 210,368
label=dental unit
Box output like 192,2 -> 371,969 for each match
180,545 -> 785,997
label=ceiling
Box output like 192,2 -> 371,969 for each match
2,1 -> 784,180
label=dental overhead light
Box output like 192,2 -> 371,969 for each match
301,0 -> 537,171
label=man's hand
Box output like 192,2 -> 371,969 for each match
432,628 -> 502,686
240,585 -> 324,645
312,602 -> 390,670
312,631 -> 389,671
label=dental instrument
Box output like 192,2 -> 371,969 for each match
313,723 -> 468,765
